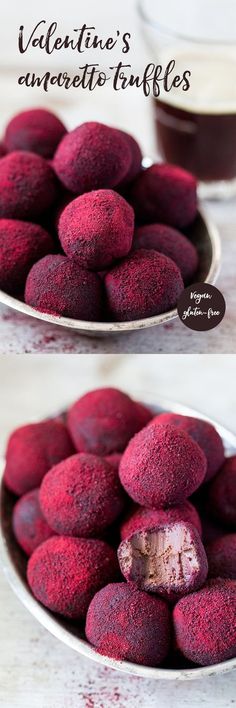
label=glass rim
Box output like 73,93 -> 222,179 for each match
136,0 -> 236,46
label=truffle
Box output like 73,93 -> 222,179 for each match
207,456 -> 236,527
0,142 -> 6,158
85,582 -> 171,666
0,151 -> 58,220
133,223 -> 198,284
39,453 -> 125,537
4,108 -> 66,158
25,254 -> 104,320
67,387 -> 143,455
118,522 -> 208,601
173,579 -> 236,665
133,401 -> 153,429
119,422 -> 207,507
12,488 -> 53,556
207,534 -> 236,579
153,412 -> 224,481
27,536 -> 118,619
58,189 -> 134,270
120,500 -> 202,540
105,249 -> 184,321
0,219 -> 54,295
118,130 -> 142,183
129,163 -> 197,228
3,419 -> 74,496
54,121 -> 132,193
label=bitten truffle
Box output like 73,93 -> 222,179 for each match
40,453 -> 125,537
3,419 -> 74,496
119,422 -> 207,507
0,151 -> 58,220
12,488 -> 53,556
58,190 -> 134,270
27,536 -> 118,619
120,500 -> 202,540
54,122 -> 132,193
85,582 -> 171,666
4,108 -> 66,158
133,224 -> 198,284
153,412 -> 225,481
67,387 -> 143,455
173,579 -> 236,665
207,534 -> 236,579
105,249 -> 184,321
118,522 -> 208,601
207,456 -> 236,527
25,254 -> 104,320
129,163 -> 197,228
0,219 -> 54,295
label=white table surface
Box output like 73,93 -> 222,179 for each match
0,354 -> 236,707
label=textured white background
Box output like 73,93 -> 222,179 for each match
0,354 -> 236,707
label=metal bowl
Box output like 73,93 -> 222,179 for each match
0,208 -> 221,336
1,395 -> 236,681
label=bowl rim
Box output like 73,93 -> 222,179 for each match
1,394 -> 236,681
0,207 -> 221,334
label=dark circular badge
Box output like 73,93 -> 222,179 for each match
177,283 -> 226,332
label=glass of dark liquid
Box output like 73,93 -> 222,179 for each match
137,0 -> 236,199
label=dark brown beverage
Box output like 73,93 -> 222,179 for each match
153,100 -> 236,182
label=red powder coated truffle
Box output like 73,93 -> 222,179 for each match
3,419 -> 74,496
134,401 -> 153,429
207,534 -> 236,579
118,522 -> 208,601
129,163 -> 197,228
85,582 -> 171,666
0,151 -> 58,220
173,580 -> 236,665
120,500 -> 202,540
105,249 -> 184,321
54,122 -> 131,193
133,223 -> 198,284
0,219 -> 54,295
58,190 -> 134,270
27,536 -> 118,619
67,387 -> 143,455
119,422 -> 207,508
118,130 -> 142,184
40,453 -> 125,537
12,488 -> 53,556
207,456 -> 236,527
25,254 -> 103,320
4,108 -> 66,158
153,412 -> 224,482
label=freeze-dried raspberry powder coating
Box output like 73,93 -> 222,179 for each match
207,534 -> 236,579
105,249 -> 184,321
0,151 -> 58,220
173,580 -> 236,665
118,522 -> 208,601
40,453 -> 125,537
25,254 -> 104,320
4,108 -> 66,158
58,189 -> 134,270
120,500 -> 202,540
119,422 -> 207,507
85,582 -> 171,666
67,387 -> 144,455
54,122 -> 132,193
12,488 -> 53,556
129,163 -> 197,228
207,456 -> 236,527
27,536 -> 119,619
0,219 -> 54,295
153,412 -> 225,482
133,223 -> 198,284
3,419 -> 74,496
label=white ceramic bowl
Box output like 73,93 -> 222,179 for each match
0,209 -> 221,337
1,395 -> 235,681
